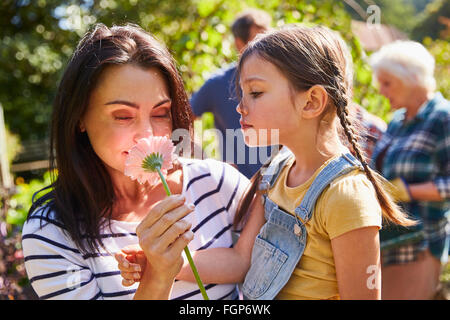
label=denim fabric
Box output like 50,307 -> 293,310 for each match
242,148 -> 362,300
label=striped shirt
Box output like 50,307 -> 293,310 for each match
22,158 -> 249,300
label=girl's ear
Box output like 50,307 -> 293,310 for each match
297,85 -> 329,119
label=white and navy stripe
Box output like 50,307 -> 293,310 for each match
22,158 -> 249,300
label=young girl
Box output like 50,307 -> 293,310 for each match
117,25 -> 415,300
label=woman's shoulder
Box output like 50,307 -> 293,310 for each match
21,205 -> 86,265
180,157 -> 249,185
22,205 -> 66,236
179,157 -> 250,212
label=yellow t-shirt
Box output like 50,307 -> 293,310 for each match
268,155 -> 382,300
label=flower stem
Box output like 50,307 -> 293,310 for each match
156,167 -> 209,300
157,168 -> 172,197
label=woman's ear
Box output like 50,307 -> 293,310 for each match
297,85 -> 329,119
79,120 -> 86,132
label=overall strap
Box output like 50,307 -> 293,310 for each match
294,152 -> 363,223
258,146 -> 293,192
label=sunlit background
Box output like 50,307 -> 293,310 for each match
0,0 -> 449,299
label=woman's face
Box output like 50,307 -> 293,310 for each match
237,54 -> 303,147
81,64 -> 173,176
376,69 -> 412,110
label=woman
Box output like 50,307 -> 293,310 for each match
21,24 -> 249,300
370,40 -> 450,299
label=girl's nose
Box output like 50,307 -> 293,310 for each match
236,102 -> 248,116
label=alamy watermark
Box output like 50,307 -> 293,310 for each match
366,5 -> 381,30
366,264 -> 381,290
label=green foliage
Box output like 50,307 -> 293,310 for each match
411,0 -> 450,41
6,171 -> 52,226
424,36 -> 450,98
343,0 -> 419,36
5,126 -> 22,165
1,0 -> 397,141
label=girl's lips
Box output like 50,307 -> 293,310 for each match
240,120 -> 253,129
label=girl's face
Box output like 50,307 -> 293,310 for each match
81,64 -> 173,177
237,54 -> 303,147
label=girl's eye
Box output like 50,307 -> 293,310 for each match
250,91 -> 262,98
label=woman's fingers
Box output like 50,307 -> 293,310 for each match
137,200 -> 195,257
150,203 -> 194,238
136,194 -> 186,237
135,194 -> 196,279
158,219 -> 193,249
167,230 -> 194,258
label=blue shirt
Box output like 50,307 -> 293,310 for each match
190,63 -> 273,179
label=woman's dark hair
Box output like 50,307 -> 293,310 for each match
28,23 -> 193,253
233,25 -> 416,228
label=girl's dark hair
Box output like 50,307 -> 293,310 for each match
234,25 -> 415,228
28,23 -> 193,253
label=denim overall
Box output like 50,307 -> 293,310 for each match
242,147 -> 363,300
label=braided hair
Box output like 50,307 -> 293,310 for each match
234,25 -> 415,228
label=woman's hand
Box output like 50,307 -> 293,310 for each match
133,194 -> 194,299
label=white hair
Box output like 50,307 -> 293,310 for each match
369,40 -> 436,92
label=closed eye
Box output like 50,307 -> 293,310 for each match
250,91 -> 262,98
151,106 -> 171,118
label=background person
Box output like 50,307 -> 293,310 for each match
190,8 -> 273,179
348,102 -> 387,159
370,40 -> 450,299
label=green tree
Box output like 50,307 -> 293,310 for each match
3,0 -> 429,146
411,0 -> 450,41
343,0 -> 419,35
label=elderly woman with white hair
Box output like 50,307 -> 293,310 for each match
370,40 -> 450,299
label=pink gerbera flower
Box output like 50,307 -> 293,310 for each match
124,136 -> 176,186
123,135 -> 209,300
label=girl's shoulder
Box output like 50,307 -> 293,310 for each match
317,170 -> 382,239
324,169 -> 378,203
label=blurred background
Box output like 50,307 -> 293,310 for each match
0,0 -> 449,300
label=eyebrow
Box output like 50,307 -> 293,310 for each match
105,99 -> 171,109
242,76 -> 266,84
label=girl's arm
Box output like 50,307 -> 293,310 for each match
331,226 -> 381,300
176,193 -> 266,284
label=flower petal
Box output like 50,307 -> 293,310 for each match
124,136 -> 176,186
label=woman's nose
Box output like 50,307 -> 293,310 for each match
133,122 -> 153,143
